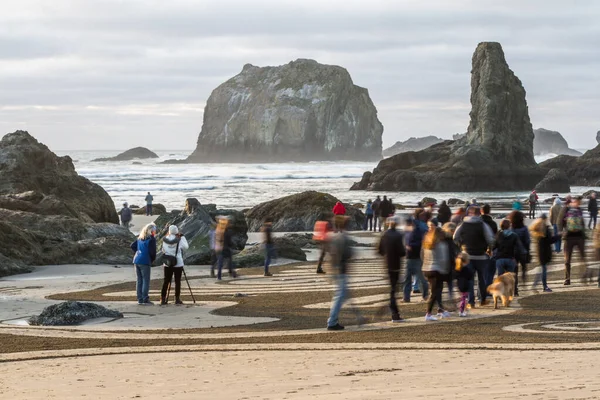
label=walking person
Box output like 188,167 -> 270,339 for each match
160,225 -> 189,305
593,224 -> 600,288
588,192 -> 598,230
314,219 -> 333,274
326,216 -> 354,331
441,222 -> 458,302
455,252 -> 473,317
131,223 -> 157,305
481,203 -> 499,285
549,198 -> 563,253
372,196 -> 382,232
454,206 -> 495,307
493,219 -> 523,276
528,190 -> 539,219
403,214 -> 429,302
379,196 -> 391,230
529,215 -> 555,292
558,196 -> 588,285
437,201 -> 452,225
119,202 -> 133,229
262,219 -> 274,277
450,207 -> 466,225
378,216 -> 406,322
509,210 -> 530,296
145,191 -> 154,216
422,226 -> 451,321
364,199 -> 374,231
216,217 -> 237,280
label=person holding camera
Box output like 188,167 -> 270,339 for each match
160,225 -> 189,305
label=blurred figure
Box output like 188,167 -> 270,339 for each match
451,207 -> 466,225
372,196 -> 382,232
594,224 -> 600,288
119,202 -> 133,229
549,198 -> 563,253
530,215 -> 555,292
512,198 -> 523,211
437,201 -> 451,225
455,252 -> 472,317
364,199 -> 374,231
379,196 -> 391,230
509,210 -> 530,296
131,223 -> 157,305
528,190 -> 539,219
262,218 -> 274,277
493,219 -> 523,276
326,216 -> 354,331
558,196 -> 587,285
454,206 -> 495,307
333,201 -> 346,216
160,225 -> 189,305
209,221 -> 218,278
441,222 -> 458,302
145,192 -> 154,216
588,192 -> 598,229
215,217 -> 237,280
422,226 -> 451,321
378,216 -> 406,322
403,212 -> 429,302
314,219 -> 333,274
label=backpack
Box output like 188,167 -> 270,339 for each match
313,221 -> 331,241
529,193 -> 537,203
566,208 -> 584,233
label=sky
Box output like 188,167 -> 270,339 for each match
0,0 -> 599,151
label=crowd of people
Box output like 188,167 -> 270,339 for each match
126,190 -> 600,331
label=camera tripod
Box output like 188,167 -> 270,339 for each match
165,266 -> 196,304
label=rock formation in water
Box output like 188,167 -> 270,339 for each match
0,131 -> 133,276
351,42 -> 547,192
92,147 -> 158,162
186,59 -> 383,163
383,136 -> 444,157
533,128 -> 581,157
540,144 -> 600,186
245,191 -> 365,232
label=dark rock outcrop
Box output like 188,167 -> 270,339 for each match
92,147 -> 158,162
0,131 -> 134,275
383,136 -> 444,157
0,131 -> 118,223
186,59 -> 383,163
155,198 -> 248,265
134,203 -> 167,215
534,169 -> 571,193
540,144 -> 600,186
351,42 -> 545,192
533,128 -> 581,157
29,301 -> 123,326
245,191 -> 365,232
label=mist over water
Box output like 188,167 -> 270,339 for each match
60,150 -> 598,211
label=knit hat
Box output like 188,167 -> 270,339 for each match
169,225 -> 179,235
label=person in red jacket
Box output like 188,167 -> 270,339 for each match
333,201 -> 346,216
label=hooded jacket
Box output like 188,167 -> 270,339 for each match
494,230 -> 523,259
549,199 -> 562,225
378,227 -> 406,271
162,235 -> 190,267
333,202 -> 346,216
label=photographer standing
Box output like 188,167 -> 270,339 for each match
160,225 -> 189,305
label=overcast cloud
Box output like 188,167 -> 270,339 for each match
1,0 -> 599,151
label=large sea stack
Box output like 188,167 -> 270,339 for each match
0,131 -> 133,277
187,59 -> 383,162
351,42 -> 548,192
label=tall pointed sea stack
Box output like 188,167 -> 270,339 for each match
351,42 -> 548,192
187,59 -> 383,163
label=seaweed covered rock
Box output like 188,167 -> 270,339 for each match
245,191 -> 365,232
187,59 -> 383,162
29,301 -> 123,326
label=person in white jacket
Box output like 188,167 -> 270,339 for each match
160,225 -> 189,305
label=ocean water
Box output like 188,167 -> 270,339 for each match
59,150 -> 598,211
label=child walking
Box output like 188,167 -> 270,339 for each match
455,252 -> 473,317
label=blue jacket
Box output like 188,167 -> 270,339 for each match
131,237 -> 157,265
405,220 -> 427,259
366,202 -> 374,216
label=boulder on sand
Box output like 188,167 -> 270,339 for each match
233,237 -> 307,268
134,203 -> 167,215
29,301 -> 123,326
351,42 -> 545,192
245,191 -> 365,232
534,169 -> 571,193
92,147 -> 159,162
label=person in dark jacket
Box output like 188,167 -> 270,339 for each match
441,222 -> 458,303
403,213 -> 429,302
588,192 -> 598,229
262,219 -> 274,277
378,216 -> 406,322
454,206 -> 495,307
372,196 -> 382,232
437,201 -> 452,225
119,202 -> 133,229
365,199 -> 374,231
493,219 -> 523,276
131,223 -> 157,305
509,210 -> 530,296
481,204 -> 498,234
451,207 -> 466,225
380,196 -> 391,229
530,215 -> 555,292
